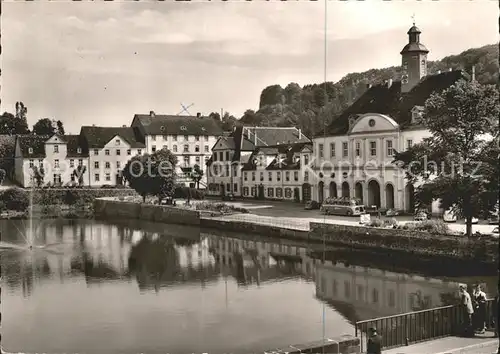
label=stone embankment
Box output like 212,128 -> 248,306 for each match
93,199 -> 498,267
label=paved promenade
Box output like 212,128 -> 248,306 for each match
382,336 -> 498,354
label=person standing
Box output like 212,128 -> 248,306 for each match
460,285 -> 475,337
366,327 -> 382,354
473,284 -> 487,334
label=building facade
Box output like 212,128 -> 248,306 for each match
206,126 -> 313,201
80,125 -> 145,187
311,24 -> 470,213
131,111 -> 223,188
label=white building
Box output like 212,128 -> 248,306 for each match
80,125 -> 145,187
206,126 -> 312,201
311,24 -> 471,213
14,134 -> 90,187
131,111 -> 223,188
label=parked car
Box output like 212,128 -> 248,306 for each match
222,193 -> 235,201
414,211 -> 429,221
488,215 -> 499,224
489,227 -> 499,238
443,209 -> 458,222
304,200 -> 320,210
385,209 -> 400,217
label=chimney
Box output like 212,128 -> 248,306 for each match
92,124 -> 96,127
298,128 -> 302,139
197,112 -> 201,118
387,79 -> 393,88
150,111 -> 155,117
471,65 -> 476,81
122,125 -> 126,128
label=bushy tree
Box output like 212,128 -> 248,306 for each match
0,112 -> 29,135
31,165 -> 45,187
0,187 -> 29,212
122,148 -> 177,203
32,118 -> 65,136
393,80 -> 499,237
72,165 -> 86,186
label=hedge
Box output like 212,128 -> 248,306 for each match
32,187 -> 138,205
174,186 -> 205,200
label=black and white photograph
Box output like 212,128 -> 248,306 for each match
1,1 -> 499,353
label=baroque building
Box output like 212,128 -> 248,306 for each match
311,23 -> 471,213
205,126 -> 312,201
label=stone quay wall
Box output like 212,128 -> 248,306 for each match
32,188 -> 138,205
93,198 -> 200,226
264,335 -> 360,354
200,218 -> 309,240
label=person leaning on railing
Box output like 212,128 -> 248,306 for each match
459,285 -> 475,337
366,327 -> 382,354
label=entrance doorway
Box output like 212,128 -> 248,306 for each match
368,180 -> 381,208
318,181 -> 324,203
355,182 -> 363,203
341,182 -> 350,198
385,183 -> 395,209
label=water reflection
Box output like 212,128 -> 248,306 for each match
1,219 -> 495,353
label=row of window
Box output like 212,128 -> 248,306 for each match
319,277 -> 398,308
317,139 -> 413,159
242,186 -> 295,199
29,159 -> 83,168
243,171 -> 309,182
152,145 -> 209,153
209,165 -> 238,178
150,135 -> 209,142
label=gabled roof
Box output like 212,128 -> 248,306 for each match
323,70 -> 468,137
65,135 -> 89,158
132,114 -> 224,136
17,135 -> 50,158
212,136 -> 236,151
80,126 -> 145,149
242,126 -> 311,147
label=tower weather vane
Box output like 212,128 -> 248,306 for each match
412,13 -> 416,26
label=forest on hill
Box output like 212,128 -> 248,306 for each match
210,43 -> 498,138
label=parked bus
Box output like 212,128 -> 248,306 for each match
320,197 -> 366,216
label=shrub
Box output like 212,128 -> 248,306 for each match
0,187 -> 30,211
413,219 -> 450,234
194,201 -> 247,214
367,219 -> 384,227
174,186 -> 205,200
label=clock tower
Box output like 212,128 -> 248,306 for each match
400,22 -> 429,93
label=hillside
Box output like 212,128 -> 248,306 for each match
227,44 -> 498,138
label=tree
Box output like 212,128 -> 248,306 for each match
0,112 -> 29,135
15,102 -> 28,127
122,148 -> 178,204
393,80 -> 500,237
32,118 -> 64,136
208,112 -> 221,122
190,164 -> 204,189
0,169 -> 5,185
72,165 -> 86,186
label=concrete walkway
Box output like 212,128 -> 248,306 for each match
382,336 -> 498,354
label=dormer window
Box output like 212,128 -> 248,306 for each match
77,148 -> 82,154
28,148 -> 33,154
180,126 -> 187,131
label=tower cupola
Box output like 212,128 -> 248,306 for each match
400,18 -> 429,93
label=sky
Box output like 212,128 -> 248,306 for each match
2,1 -> 498,134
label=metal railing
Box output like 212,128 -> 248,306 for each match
355,299 -> 496,351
